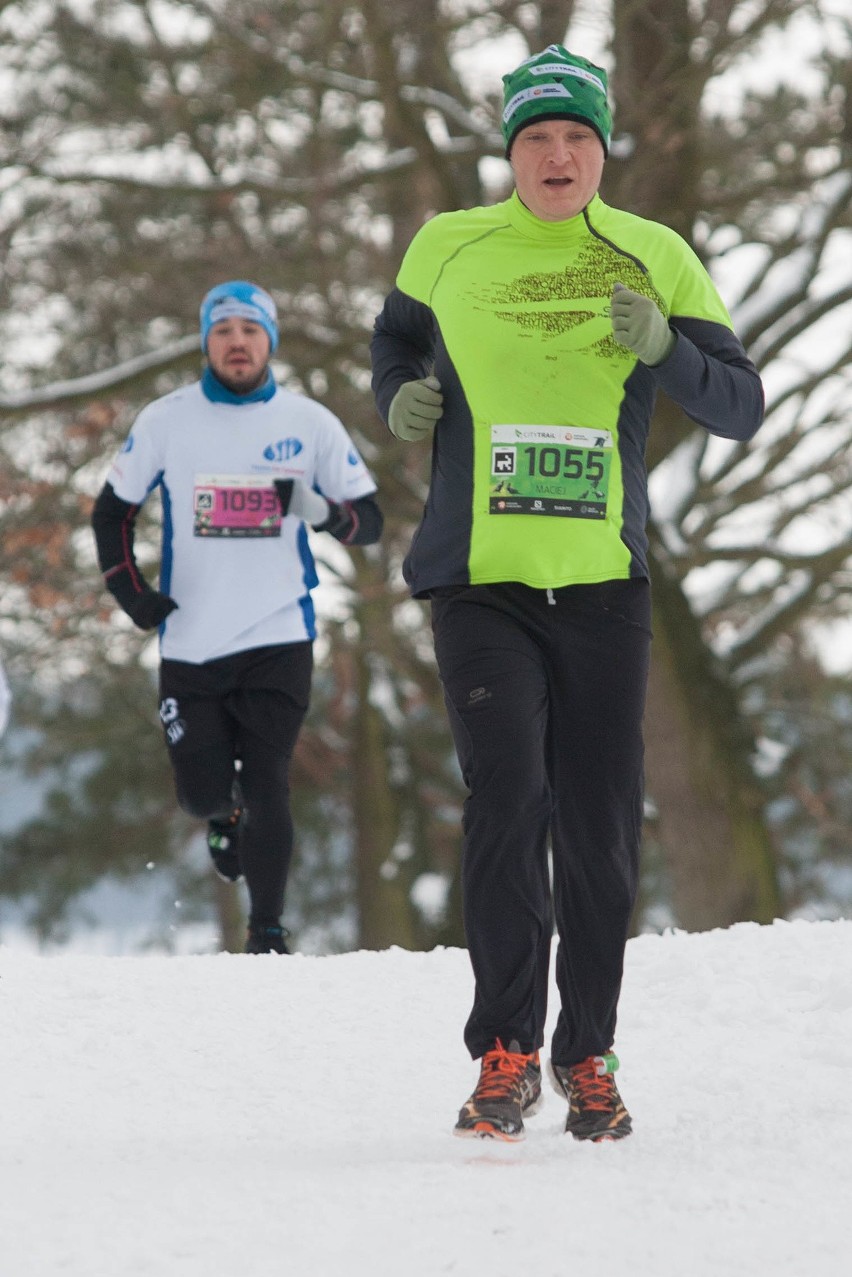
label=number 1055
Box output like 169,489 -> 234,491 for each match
523,446 -> 606,484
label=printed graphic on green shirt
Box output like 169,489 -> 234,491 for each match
466,241 -> 666,357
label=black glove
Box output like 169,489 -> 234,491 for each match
125,590 -> 178,631
105,568 -> 178,631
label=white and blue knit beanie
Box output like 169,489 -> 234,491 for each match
199,280 -> 279,353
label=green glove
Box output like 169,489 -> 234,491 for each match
611,283 -> 675,366
388,376 -> 443,442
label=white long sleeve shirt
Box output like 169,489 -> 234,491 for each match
106,381 -> 376,662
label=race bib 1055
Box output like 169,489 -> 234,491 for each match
489,425 -> 612,519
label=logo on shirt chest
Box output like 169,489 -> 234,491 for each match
263,438 -> 303,463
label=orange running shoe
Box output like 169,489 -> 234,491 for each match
454,1039 -> 542,1141
547,1051 -> 632,1141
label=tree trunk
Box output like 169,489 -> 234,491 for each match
609,0 -> 782,928
644,554 -> 781,928
608,0 -> 705,239
350,620 -> 419,951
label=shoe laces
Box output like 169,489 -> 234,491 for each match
474,1040 -> 538,1101
570,1054 -> 620,1112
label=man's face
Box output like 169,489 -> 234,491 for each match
510,119 -> 605,222
206,318 -> 270,393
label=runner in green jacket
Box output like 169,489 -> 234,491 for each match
371,45 -> 764,1142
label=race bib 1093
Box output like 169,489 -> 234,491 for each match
193,474 -> 282,537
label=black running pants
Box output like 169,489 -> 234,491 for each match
158,643 -> 312,924
430,580 -> 651,1067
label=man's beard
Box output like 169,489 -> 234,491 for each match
213,364 -> 268,395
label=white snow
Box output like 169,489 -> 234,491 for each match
2,917 -> 850,1276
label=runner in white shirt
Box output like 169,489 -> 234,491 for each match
92,280 -> 382,953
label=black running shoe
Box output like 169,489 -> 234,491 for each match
245,921 -> 291,955
548,1051 -> 632,1141
454,1038 -> 542,1142
207,805 -> 243,883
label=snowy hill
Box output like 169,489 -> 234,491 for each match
1,918 -> 850,1277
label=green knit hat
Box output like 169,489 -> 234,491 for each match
501,45 -> 612,157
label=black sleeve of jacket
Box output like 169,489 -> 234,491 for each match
315,494 -> 383,546
91,482 -> 152,608
370,288 -> 437,423
653,318 -> 765,441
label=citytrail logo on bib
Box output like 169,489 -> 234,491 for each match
263,438 -> 303,463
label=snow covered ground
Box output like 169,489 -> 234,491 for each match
2,917 -> 850,1277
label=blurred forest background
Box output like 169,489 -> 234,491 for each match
1,0 -> 850,954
